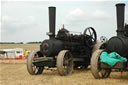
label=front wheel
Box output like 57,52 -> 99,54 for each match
57,50 -> 73,76
27,51 -> 44,75
91,49 -> 111,79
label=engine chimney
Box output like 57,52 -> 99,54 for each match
116,3 -> 125,36
48,7 -> 56,39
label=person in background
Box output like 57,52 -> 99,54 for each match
24,49 -> 31,59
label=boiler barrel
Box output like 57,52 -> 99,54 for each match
40,39 -> 63,57
40,39 -> 85,57
106,36 -> 128,57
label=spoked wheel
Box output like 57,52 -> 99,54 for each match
57,50 -> 73,76
27,51 -> 44,75
91,49 -> 111,79
84,27 -> 97,47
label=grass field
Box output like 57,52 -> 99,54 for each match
0,44 -> 128,85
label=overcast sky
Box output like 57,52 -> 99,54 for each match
1,0 -> 128,43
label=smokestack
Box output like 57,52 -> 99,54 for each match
116,3 -> 125,36
48,7 -> 56,39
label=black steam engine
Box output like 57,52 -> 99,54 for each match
27,7 -> 97,76
91,3 -> 128,79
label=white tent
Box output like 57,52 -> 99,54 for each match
0,48 -> 24,59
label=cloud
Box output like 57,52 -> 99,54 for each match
27,16 -> 36,23
65,8 -> 110,25
1,15 -> 38,35
1,15 -> 45,42
1,1 -> 50,42
2,1 -> 49,9
65,8 -> 86,24
92,10 -> 110,19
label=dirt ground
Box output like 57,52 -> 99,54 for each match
0,64 -> 128,85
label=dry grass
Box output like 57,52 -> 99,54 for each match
0,44 -> 40,51
0,64 -> 128,85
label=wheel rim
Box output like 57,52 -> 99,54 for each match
91,49 -> 111,79
27,51 -> 44,75
57,50 -> 73,76
32,52 -> 40,74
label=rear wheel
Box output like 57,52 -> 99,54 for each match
92,42 -> 103,53
91,49 -> 111,79
27,51 -> 44,75
57,50 -> 73,76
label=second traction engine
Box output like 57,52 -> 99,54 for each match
91,3 -> 128,79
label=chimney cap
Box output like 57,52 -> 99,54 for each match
48,6 -> 56,8
116,3 -> 125,6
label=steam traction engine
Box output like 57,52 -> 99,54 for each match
91,3 -> 128,79
27,7 -> 97,76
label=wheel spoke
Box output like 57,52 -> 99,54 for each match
68,57 -> 72,61
101,70 -> 105,78
98,69 -> 111,78
88,28 -> 92,35
91,32 -> 94,37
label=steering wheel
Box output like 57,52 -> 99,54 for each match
83,27 -> 97,47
